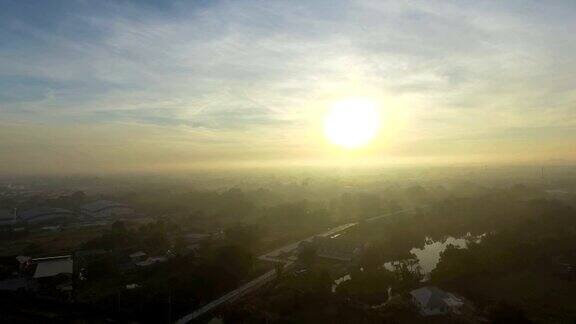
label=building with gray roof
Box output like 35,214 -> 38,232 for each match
18,207 -> 75,225
81,200 -> 133,218
410,286 -> 464,316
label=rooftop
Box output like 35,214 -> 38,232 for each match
410,286 -> 464,314
18,207 -> 74,221
33,256 -> 73,278
81,200 -> 127,212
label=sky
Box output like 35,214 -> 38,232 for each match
1,0 -> 576,175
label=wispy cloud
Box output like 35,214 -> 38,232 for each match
1,0 -> 576,173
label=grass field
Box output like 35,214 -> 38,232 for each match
0,226 -> 107,257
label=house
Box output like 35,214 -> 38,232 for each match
81,200 -> 133,218
180,232 -> 211,255
32,255 -> 73,279
18,207 -> 75,225
135,256 -> 168,267
31,255 -> 74,298
129,251 -> 148,262
126,251 -> 168,268
182,233 -> 211,244
410,286 -> 464,316
126,283 -> 141,290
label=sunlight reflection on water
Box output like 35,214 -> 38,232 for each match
410,237 -> 467,274
335,235 -> 483,290
383,234 -> 484,279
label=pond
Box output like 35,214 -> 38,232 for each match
333,234 -> 483,290
331,274 -> 351,293
410,236 -> 468,274
384,234 -> 483,279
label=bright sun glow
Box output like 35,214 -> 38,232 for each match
324,98 -> 381,149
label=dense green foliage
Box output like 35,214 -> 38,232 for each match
431,199 -> 576,323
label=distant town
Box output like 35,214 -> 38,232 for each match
1,166 -> 575,323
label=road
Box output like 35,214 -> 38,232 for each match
176,209 -> 407,323
259,222 -> 358,262
176,268 -> 279,324
260,209 -> 408,263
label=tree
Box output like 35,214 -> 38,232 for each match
487,301 -> 532,324
430,244 -> 477,287
212,245 -> 254,282
338,268 -> 397,304
298,242 -> 317,268
224,223 -> 261,250
274,262 -> 285,281
139,220 -> 169,252
172,236 -> 189,256
22,242 -> 43,256
0,198 -> 16,210
359,245 -> 384,271
70,191 -> 87,204
392,258 -> 423,291
380,295 -> 419,323
110,220 -> 128,235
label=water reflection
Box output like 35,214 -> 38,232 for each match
336,235 -> 482,290
332,274 -> 351,293
410,237 -> 467,274
383,235 -> 482,279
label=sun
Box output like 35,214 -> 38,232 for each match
324,98 -> 381,149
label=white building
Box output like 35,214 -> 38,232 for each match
410,286 -> 464,316
32,255 -> 73,279
81,200 -> 133,218
32,255 -> 74,296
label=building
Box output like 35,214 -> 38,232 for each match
180,232 -> 211,255
182,233 -> 211,244
135,256 -> 168,267
410,286 -> 464,316
311,236 -> 366,262
127,251 -> 169,267
33,255 -> 73,279
32,255 -> 74,298
81,200 -> 133,218
129,251 -> 147,263
18,207 -> 75,225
